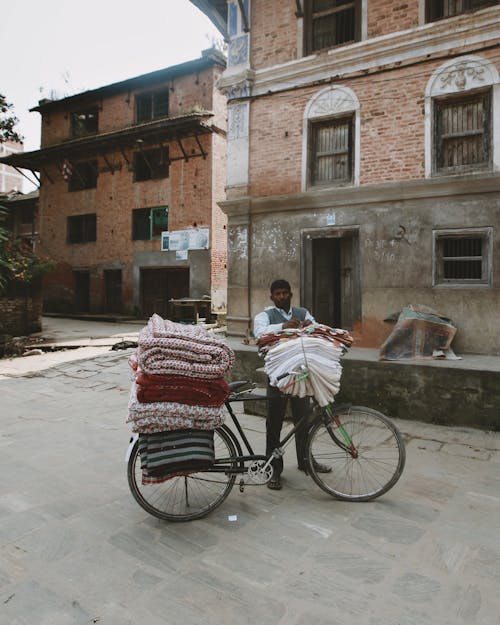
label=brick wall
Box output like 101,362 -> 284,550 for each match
0,293 -> 42,336
246,48 -> 499,195
367,1 -> 419,38
250,0 -> 420,71
41,66 -> 223,147
38,62 -> 227,314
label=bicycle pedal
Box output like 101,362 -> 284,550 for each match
239,479 -> 245,493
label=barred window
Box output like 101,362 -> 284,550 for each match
434,229 -> 492,285
309,116 -> 354,186
434,90 -> 491,174
304,0 -> 361,54
426,0 -> 498,22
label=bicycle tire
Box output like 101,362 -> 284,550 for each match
127,425 -> 238,522
306,405 -> 406,502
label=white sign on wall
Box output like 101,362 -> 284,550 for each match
161,228 -> 209,252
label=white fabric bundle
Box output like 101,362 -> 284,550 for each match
264,335 -> 344,407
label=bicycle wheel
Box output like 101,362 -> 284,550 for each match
127,425 -> 238,522
306,406 -> 406,502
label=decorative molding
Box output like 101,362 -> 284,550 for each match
237,8 -> 500,98
305,86 -> 360,119
426,55 -> 500,97
228,35 -> 249,67
228,103 -> 249,140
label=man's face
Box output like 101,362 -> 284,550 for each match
270,287 -> 292,311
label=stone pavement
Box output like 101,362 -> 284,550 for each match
0,321 -> 500,624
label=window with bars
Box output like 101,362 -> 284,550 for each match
426,0 -> 498,22
132,206 -> 169,240
68,160 -> 98,191
434,230 -> 492,285
136,90 -> 169,123
133,147 -> 169,182
309,116 -> 354,186
304,0 -> 360,55
67,213 -> 96,244
70,108 -> 98,138
433,90 -> 491,174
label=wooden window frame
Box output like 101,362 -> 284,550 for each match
68,160 -> 98,191
70,107 -> 98,138
132,206 -> 169,240
304,0 -> 361,55
136,90 -> 169,123
67,213 -> 97,244
308,114 -> 354,187
433,89 -> 492,176
426,0 -> 499,23
133,147 -> 169,182
433,228 -> 492,286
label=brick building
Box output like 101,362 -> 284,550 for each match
0,49 -> 227,318
192,1 -> 500,355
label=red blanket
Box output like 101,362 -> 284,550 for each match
135,371 -> 230,406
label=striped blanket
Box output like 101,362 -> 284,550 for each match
138,429 -> 215,483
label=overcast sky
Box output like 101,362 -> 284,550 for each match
1,0 -> 221,153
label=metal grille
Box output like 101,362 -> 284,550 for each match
311,117 -> 352,184
308,0 -> 358,52
427,0 -> 498,21
441,237 -> 483,280
435,92 -> 490,171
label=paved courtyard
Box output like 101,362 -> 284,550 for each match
0,322 -> 499,625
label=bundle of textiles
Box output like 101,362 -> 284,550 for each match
126,314 -> 234,435
257,324 -> 353,407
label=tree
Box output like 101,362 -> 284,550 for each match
0,93 -> 23,144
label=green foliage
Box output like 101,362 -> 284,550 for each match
0,93 -> 23,144
0,225 -> 55,294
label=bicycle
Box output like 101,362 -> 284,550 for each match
127,366 -> 406,522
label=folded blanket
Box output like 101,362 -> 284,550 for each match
127,382 -> 225,433
263,333 -> 346,407
135,371 -> 230,406
137,315 -> 234,378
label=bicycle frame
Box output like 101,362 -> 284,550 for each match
210,386 -> 359,476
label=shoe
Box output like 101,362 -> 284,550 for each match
298,461 -> 332,474
267,475 -> 282,490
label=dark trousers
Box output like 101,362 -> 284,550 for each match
266,382 -> 311,476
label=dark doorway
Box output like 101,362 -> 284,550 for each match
140,267 -> 189,318
104,269 -> 122,313
74,270 -> 90,312
303,230 -> 361,329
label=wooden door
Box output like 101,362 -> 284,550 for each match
104,269 -> 122,313
74,271 -> 90,312
140,268 -> 189,318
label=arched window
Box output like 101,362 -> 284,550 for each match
425,55 -> 499,177
302,86 -> 360,190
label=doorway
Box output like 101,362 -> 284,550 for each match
104,269 -> 122,313
74,270 -> 90,312
140,267 -> 189,318
303,229 -> 361,329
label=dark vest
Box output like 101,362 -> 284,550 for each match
265,307 -> 308,324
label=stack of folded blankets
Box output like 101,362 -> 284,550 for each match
257,323 -> 353,407
127,314 -> 234,479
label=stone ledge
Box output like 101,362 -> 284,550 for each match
228,341 -> 500,431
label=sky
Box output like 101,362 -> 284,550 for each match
1,0 -> 221,156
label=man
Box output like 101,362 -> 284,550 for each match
253,279 -> 331,490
